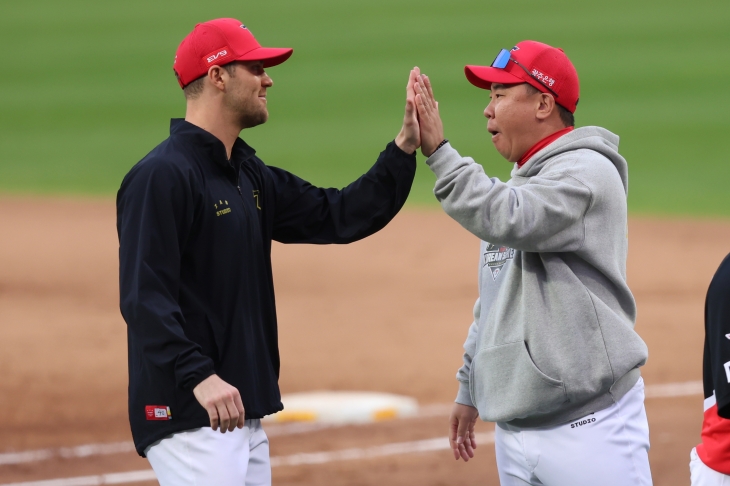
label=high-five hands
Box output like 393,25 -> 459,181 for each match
395,67 -> 422,154
414,74 -> 445,157
449,403 -> 479,461
395,68 -> 446,157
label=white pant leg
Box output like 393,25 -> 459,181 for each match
145,419 -> 271,486
691,447 -> 730,486
246,420 -> 271,486
495,377 -> 652,486
495,422 -> 543,485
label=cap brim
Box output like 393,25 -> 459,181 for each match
465,65 -> 523,90
237,47 -> 293,68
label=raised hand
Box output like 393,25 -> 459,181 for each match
395,67 -> 422,154
415,74 -> 445,157
449,403 -> 479,461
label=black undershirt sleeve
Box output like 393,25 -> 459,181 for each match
706,254 -> 730,418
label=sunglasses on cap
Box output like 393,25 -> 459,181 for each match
491,48 -> 559,98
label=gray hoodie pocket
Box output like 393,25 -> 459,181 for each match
470,340 -> 567,422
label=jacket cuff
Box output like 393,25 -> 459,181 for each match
455,380 -> 475,408
388,140 -> 418,159
425,142 -> 464,179
184,367 -> 216,392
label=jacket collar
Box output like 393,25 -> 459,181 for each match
170,119 -> 256,168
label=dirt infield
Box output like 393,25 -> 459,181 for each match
1,196 -> 729,485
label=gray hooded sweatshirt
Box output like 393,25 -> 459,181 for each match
426,126 -> 648,428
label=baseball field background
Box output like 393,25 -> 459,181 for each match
1,0 -> 730,485
2,0 -> 729,213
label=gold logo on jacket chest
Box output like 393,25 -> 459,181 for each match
214,200 -> 231,216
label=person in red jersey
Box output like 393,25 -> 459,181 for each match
692,253 -> 730,484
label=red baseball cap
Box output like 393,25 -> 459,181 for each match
173,18 -> 293,88
465,41 -> 579,113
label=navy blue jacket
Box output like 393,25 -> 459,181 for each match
117,119 -> 416,455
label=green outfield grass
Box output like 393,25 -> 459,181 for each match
1,0 -> 728,216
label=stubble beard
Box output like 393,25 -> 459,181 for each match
228,94 -> 268,129
239,105 -> 268,129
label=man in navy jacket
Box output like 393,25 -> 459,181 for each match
117,18 -> 421,485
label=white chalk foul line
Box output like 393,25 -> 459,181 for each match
0,422 -> 334,467
0,380 -> 702,469
644,380 -> 703,398
0,470 -> 159,486
270,432 -> 494,467
0,443 -> 137,466
0,433 -> 496,486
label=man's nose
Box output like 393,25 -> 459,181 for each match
484,102 -> 494,119
263,73 -> 273,87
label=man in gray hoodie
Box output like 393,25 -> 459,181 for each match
413,41 -> 652,485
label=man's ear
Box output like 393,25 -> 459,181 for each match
207,65 -> 227,92
535,93 -> 556,121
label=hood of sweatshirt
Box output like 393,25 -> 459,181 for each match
512,126 -> 628,195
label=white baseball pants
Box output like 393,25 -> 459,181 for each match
691,447 -> 730,485
145,419 -> 271,486
494,377 -> 652,486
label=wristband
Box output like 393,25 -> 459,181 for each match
432,139 -> 449,154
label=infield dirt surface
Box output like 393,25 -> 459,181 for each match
1,196 -> 729,485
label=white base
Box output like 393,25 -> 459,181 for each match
263,391 -> 418,424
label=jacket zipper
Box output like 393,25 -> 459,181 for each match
234,161 -> 254,223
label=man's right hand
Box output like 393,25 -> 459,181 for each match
193,374 -> 245,433
395,67 -> 421,154
449,402 -> 479,461
415,74 -> 445,157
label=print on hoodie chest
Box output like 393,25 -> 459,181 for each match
483,243 -> 516,280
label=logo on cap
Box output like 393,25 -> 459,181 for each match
204,47 -> 231,64
531,69 -> 556,87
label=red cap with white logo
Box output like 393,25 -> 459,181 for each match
465,41 -> 579,113
173,18 -> 293,88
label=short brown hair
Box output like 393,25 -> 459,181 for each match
523,84 -> 574,127
181,62 -> 241,100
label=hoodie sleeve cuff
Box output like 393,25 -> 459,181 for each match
425,143 -> 469,179
455,380 -> 475,408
